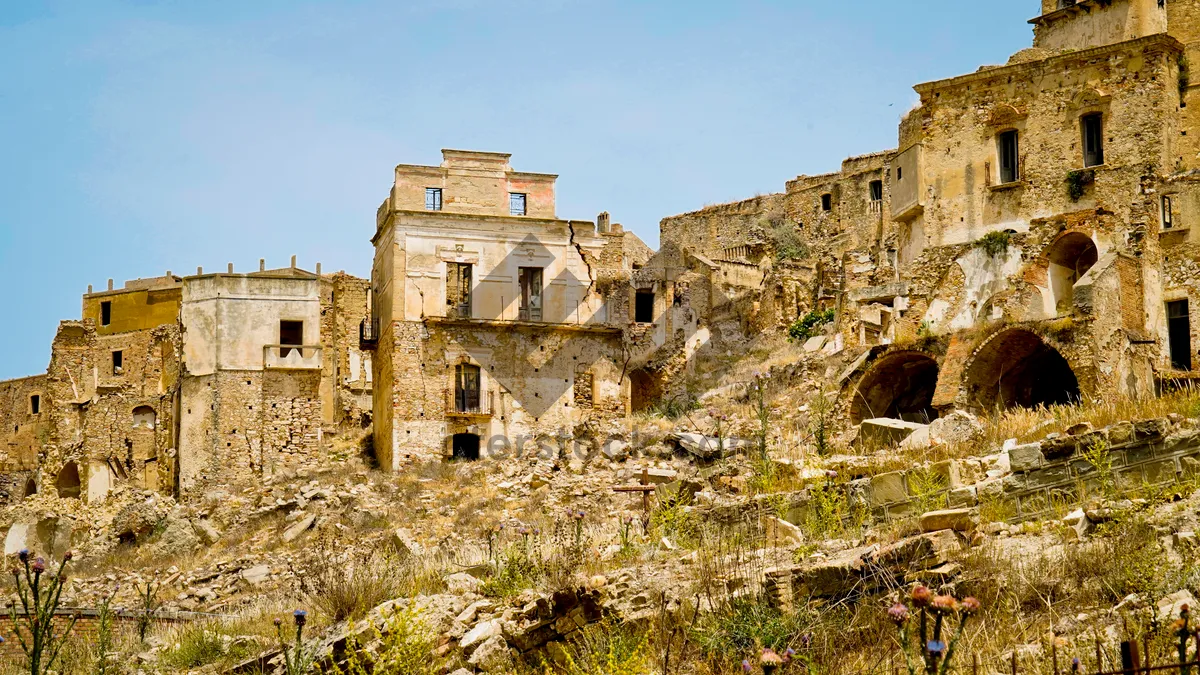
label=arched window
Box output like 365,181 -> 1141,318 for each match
1046,233 -> 1098,313
132,405 -> 156,430
56,462 -> 81,499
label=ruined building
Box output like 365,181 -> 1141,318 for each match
6,0 -> 1200,502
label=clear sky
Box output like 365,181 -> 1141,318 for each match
0,0 -> 1035,379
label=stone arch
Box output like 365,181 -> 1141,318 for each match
132,405 -> 156,429
961,328 -> 1080,412
23,477 -> 37,498
1045,232 -> 1098,313
849,351 -> 941,425
451,433 -> 480,461
55,461 -> 81,499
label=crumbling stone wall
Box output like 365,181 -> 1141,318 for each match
325,272 -> 373,428
0,375 -> 48,475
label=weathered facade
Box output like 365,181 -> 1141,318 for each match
367,150 -> 646,467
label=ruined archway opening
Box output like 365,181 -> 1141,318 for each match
850,351 -> 941,425
451,433 -> 481,461
23,478 -> 37,498
1047,233 -> 1098,313
963,329 -> 1081,413
55,461 -> 81,499
630,369 -> 661,413
132,405 -> 156,429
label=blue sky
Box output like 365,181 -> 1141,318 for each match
0,0 -> 1034,379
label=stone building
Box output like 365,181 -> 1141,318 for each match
366,150 -> 647,468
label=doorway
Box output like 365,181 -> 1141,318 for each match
451,433 -> 480,461
1168,300 -> 1192,371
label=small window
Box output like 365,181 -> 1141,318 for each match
1163,195 -> 1174,229
509,193 -> 527,216
896,167 -> 903,181
112,350 -> 123,375
635,290 -> 654,324
869,180 -> 883,202
30,395 -> 40,415
998,130 -> 1020,184
1082,113 -> 1104,168
100,301 -> 111,326
280,320 -> 303,357
821,194 -> 832,211
425,188 -> 443,211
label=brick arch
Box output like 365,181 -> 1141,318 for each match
961,328 -> 1080,412
848,350 -> 940,425
1044,231 -> 1098,314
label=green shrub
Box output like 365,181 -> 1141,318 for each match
1066,169 -> 1093,201
788,308 -> 835,342
330,604 -> 441,675
975,230 -> 1012,257
160,625 -> 254,670
481,546 -> 542,599
545,618 -> 649,675
769,219 -> 809,261
691,595 -> 808,661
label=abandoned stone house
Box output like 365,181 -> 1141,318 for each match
0,263 -> 372,504
10,0 -> 1200,501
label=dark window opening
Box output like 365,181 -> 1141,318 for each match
454,364 -> 482,413
425,187 -> 443,211
1082,113 -> 1104,167
29,395 -> 39,415
100,301 -> 111,326
509,192 -> 527,216
998,130 -> 1020,183
1163,195 -> 1174,229
451,433 -> 481,461
112,350 -> 123,375
56,461 -> 81,499
821,193 -> 833,211
23,478 -> 36,498
869,180 -> 883,202
518,267 -> 543,322
635,290 -> 654,324
896,167 -> 903,181
280,320 -> 303,357
1169,299 -> 1192,371
446,262 -> 472,318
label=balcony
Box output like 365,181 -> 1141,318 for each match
445,388 -> 493,418
359,317 -> 379,350
263,345 -> 323,370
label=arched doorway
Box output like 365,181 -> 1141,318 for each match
961,328 -> 1080,412
132,405 -> 156,429
55,462 -> 81,499
849,351 -> 940,424
1047,233 -> 1098,313
451,433 -> 480,461
23,478 -> 37,498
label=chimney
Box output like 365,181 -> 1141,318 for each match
165,270 -> 171,278
315,262 -> 322,275
259,258 -> 266,272
107,278 -> 113,291
197,266 -> 203,275
227,263 -> 234,273
290,255 -> 297,269
597,212 -> 611,233
87,284 -> 93,294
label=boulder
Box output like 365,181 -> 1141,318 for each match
445,572 -> 483,594
241,565 -> 271,586
859,419 -> 927,448
1008,443 -> 1044,473
1158,590 -> 1197,623
671,433 -> 728,460
282,514 -> 315,543
461,619 -> 502,655
919,509 -> 977,533
1062,509 -> 1091,541
899,426 -> 932,451
112,501 -> 162,542
388,528 -> 423,558
803,335 -> 827,353
150,512 -> 200,557
763,517 -> 806,547
468,634 -> 513,672
929,411 -> 984,447
193,519 -> 221,546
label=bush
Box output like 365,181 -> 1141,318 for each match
546,618 -> 649,675
300,546 -> 409,623
691,595 -> 808,663
160,624 -> 255,670
788,308 -> 835,342
1066,169 -> 1093,201
769,219 -> 809,261
975,230 -> 1012,257
331,604 -> 441,675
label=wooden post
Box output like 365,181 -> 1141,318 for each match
1143,635 -> 1151,675
612,469 -> 657,519
973,653 -> 980,675
1122,640 -> 1141,675
1013,650 -> 1019,675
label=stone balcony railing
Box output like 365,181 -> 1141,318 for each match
263,345 -> 323,370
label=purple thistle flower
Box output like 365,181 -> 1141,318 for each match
18,549 -> 29,563
293,609 -> 307,627
31,558 -> 45,574
273,618 -> 283,627
1072,658 -> 1082,673
742,660 -> 752,673
62,550 -> 73,562
888,602 -> 910,624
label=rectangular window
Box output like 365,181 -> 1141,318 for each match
509,193 -> 527,216
635,290 -> 654,324
279,320 -> 303,357
998,130 -> 1020,184
100,301 -> 111,326
518,267 -> 543,322
30,395 -> 39,415
1082,113 -> 1104,168
446,262 -> 472,318
112,350 -> 123,375
821,193 -> 832,211
1169,299 -> 1192,370
425,188 -> 442,211
454,363 -> 481,413
869,180 -> 883,202
1163,195 -> 1174,229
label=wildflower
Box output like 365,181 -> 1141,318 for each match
274,618 -> 283,627
784,648 -> 796,664
761,649 -> 782,665
888,602 -> 910,624
931,595 -> 959,614
825,470 -> 838,480
800,633 -> 812,650
911,585 -> 933,608
18,549 -> 29,563
742,659 -> 752,672
293,609 -> 307,627
927,640 -> 947,656
960,596 -> 981,615
31,558 -> 46,574
62,550 -> 73,562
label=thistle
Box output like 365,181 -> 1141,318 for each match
276,609 -> 313,675
892,589 -> 981,675
9,549 -> 77,675
1177,604 -> 1200,675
